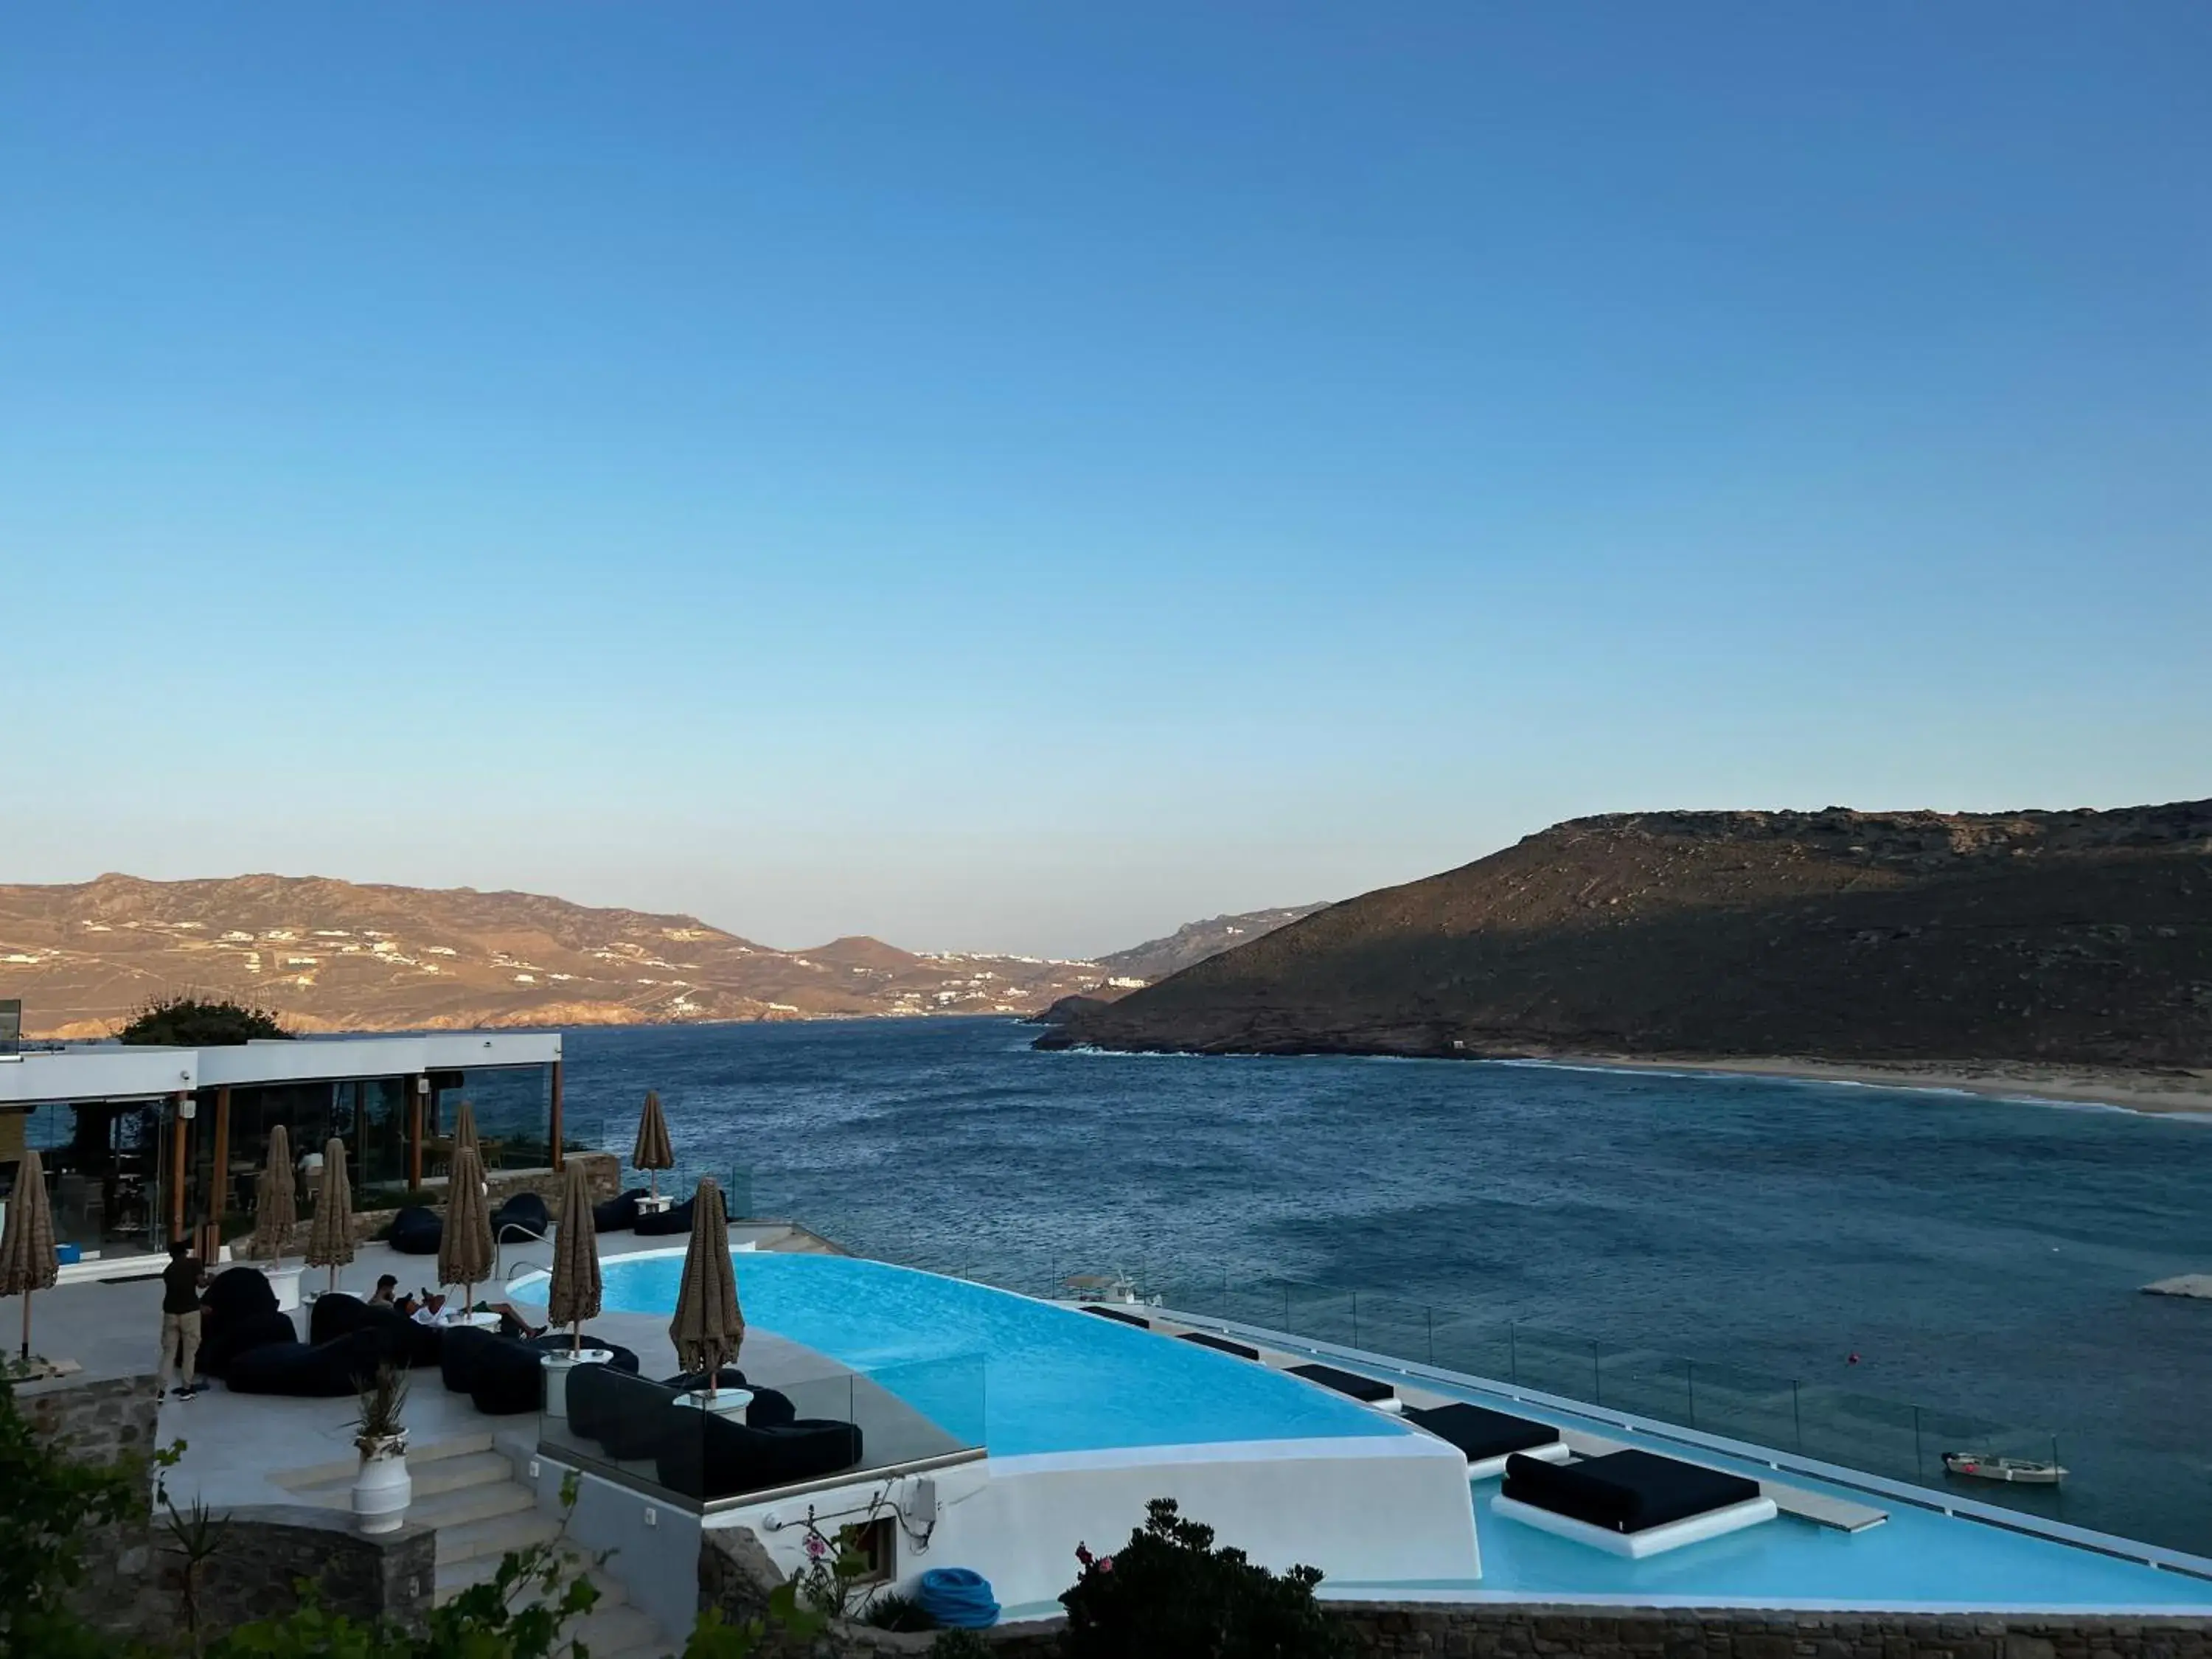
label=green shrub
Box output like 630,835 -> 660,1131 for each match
118,995 -> 292,1047
863,1591 -> 934,1632
1060,1498 -> 1344,1659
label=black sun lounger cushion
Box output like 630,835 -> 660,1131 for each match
386,1206 -> 442,1255
592,1188 -> 650,1233
656,1413 -> 864,1500
225,1329 -> 389,1398
632,1197 -> 695,1237
197,1307 -> 300,1380
1178,1331 -> 1260,1361
1287,1363 -> 1396,1404
1503,1449 -> 1763,1534
1081,1305 -> 1150,1329
1407,1402 -> 1562,1463
439,1323 -> 503,1395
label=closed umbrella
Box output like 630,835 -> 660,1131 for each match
0,1148 -> 59,1362
305,1136 -> 355,1294
668,1178 -> 743,1395
439,1143 -> 495,1313
546,1156 -> 602,1356
631,1091 -> 674,1200
451,1099 -> 480,1170
251,1124 -> 297,1267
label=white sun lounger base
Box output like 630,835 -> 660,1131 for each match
1492,1492 -> 1778,1557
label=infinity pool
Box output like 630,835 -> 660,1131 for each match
593,1250 -> 1406,1458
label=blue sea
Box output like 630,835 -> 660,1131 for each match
560,1016 -> 2212,1555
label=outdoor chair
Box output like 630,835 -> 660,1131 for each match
386,1206 -> 442,1255
567,1364 -> 686,1460
1405,1402 -> 1568,1478
196,1307 -> 299,1380
204,1265 -> 279,1322
655,1412 -> 864,1500
492,1192 -> 552,1239
1178,1331 -> 1260,1360
225,1328 -> 390,1399
1080,1305 -> 1150,1328
1494,1449 -> 1777,1556
308,1292 -> 371,1345
632,1197 -> 695,1237
591,1187 -> 650,1232
1287,1362 -> 1399,1408
662,1367 -> 797,1428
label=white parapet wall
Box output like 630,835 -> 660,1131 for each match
714,1431 -> 1481,1615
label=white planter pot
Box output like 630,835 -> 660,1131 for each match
262,1265 -> 305,1312
540,1348 -> 613,1418
352,1434 -> 411,1534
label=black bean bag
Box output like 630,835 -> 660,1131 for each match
632,1197 -> 695,1237
204,1266 -> 279,1323
1501,1450 -> 1763,1534
657,1413 -> 863,1500
439,1323 -> 501,1395
197,1307 -> 301,1381
592,1188 -> 650,1233
468,1334 -> 546,1416
1179,1331 -> 1259,1360
355,1305 -> 445,1369
661,1368 -> 796,1429
309,1293 -> 371,1346
568,1364 -> 684,1460
1082,1305 -> 1149,1329
225,1328 -> 389,1398
386,1207 -> 442,1255
526,1334 -> 641,1376
492,1192 -> 552,1239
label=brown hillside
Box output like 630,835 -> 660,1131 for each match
0,873 -> 1106,1037
1038,801 -> 2212,1069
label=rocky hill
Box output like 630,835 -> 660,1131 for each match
1037,801 -> 2212,1070
1092,905 -> 1331,985
0,874 -> 1109,1037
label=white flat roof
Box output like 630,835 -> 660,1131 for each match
0,1031 -> 562,1107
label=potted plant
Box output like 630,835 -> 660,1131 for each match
351,1363 -> 411,1535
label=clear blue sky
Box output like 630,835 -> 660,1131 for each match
4,4 -> 2206,957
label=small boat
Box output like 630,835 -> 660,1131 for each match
1062,1271 -> 1158,1307
1942,1451 -> 2067,1486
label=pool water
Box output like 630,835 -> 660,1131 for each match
595,1250 -> 1408,1458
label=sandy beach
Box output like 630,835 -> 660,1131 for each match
1545,1052 -> 2212,1117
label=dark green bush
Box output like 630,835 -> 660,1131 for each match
119,995 -> 292,1047
1060,1498 -> 1344,1659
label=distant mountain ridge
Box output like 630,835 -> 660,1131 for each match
1038,801 -> 2212,1071
0,873 -> 1109,1037
1093,905 -> 1331,984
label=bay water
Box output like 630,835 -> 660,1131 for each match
561,1017 -> 2212,1554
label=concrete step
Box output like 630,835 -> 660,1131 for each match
284,1448 -> 519,1510
434,1506 -> 563,1569
434,1543 -> 620,1607
568,1601 -> 668,1658
268,1431 -> 494,1494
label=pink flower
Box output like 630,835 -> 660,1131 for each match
804,1534 -> 828,1560
1097,1557 -> 1114,1574
1074,1543 -> 1093,1568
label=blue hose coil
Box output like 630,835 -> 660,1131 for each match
916,1567 -> 1000,1629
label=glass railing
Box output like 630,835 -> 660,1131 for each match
538,1349 -> 985,1512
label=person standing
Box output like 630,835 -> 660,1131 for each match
158,1239 -> 206,1399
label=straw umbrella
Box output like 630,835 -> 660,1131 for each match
669,1178 -> 743,1396
1,1147 -> 59,1362
304,1136 -> 355,1295
451,1099 -> 480,1171
546,1156 -> 602,1357
632,1091 -> 675,1200
439,1142 -> 494,1315
251,1124 -> 297,1266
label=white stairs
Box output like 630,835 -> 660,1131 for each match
269,1436 -> 678,1659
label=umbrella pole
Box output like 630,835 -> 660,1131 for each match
571,1321 -> 580,1358
21,1292 -> 31,1363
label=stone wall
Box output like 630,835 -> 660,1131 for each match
246,1151 -> 625,1253
698,1529 -> 2212,1659
16,1367 -> 161,1469
77,1506 -> 435,1644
